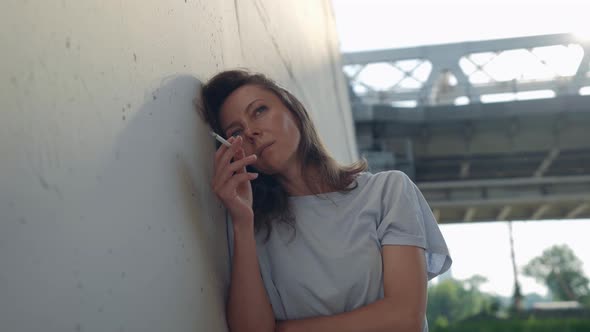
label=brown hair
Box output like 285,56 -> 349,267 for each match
198,69 -> 368,242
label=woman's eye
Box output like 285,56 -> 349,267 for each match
230,131 -> 242,138
255,106 -> 267,114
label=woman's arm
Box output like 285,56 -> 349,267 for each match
276,245 -> 426,332
227,219 -> 276,332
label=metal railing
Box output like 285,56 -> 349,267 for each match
342,33 -> 590,107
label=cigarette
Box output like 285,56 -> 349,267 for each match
210,131 -> 232,147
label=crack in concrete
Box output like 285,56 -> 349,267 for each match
251,0 -> 311,107
322,0 -> 354,161
233,0 -> 245,60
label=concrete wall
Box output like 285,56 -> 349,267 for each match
0,1 -> 357,331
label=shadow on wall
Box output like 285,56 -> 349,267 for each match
75,74 -> 230,330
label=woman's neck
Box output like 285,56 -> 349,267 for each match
276,164 -> 332,197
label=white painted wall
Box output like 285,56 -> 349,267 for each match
1,1 -> 357,331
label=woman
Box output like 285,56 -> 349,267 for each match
199,69 -> 452,332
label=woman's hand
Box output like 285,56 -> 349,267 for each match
211,136 -> 259,227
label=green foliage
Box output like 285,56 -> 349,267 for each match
427,244 -> 590,332
432,317 -> 590,332
433,316 -> 449,330
427,275 -> 500,325
522,244 -> 590,302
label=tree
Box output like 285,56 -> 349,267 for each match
464,275 -> 488,291
522,244 -> 590,302
508,220 -> 524,312
427,275 -> 499,325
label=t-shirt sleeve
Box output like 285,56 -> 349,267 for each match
377,171 -> 452,280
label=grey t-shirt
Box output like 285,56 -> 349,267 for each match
228,170 -> 452,330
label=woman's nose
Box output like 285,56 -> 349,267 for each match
243,126 -> 261,140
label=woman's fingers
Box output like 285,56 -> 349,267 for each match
212,153 -> 257,192
214,136 -> 232,161
211,135 -> 258,202
216,136 -> 243,175
214,136 -> 237,170
234,146 -> 247,174
215,172 -> 258,201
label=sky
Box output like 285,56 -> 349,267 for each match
330,0 -> 590,298
331,0 -> 590,53
438,220 -> 590,297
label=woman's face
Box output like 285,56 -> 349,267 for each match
218,84 -> 302,175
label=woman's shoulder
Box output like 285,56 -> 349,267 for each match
361,170 -> 413,187
359,170 -> 421,203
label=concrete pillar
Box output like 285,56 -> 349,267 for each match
0,1 -> 356,331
